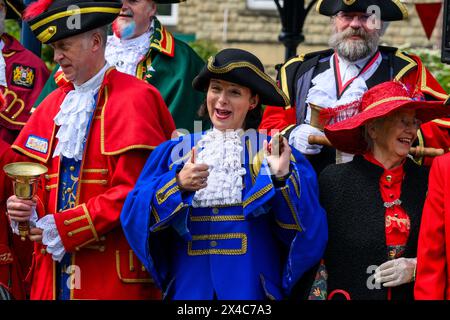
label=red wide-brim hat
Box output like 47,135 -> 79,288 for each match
324,81 -> 450,154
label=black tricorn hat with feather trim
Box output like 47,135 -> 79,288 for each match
23,0 -> 121,44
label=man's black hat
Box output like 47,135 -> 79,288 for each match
316,0 -> 408,21
24,0 -> 121,44
5,0 -> 25,19
193,48 -> 289,107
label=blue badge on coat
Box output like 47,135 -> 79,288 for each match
25,135 -> 48,154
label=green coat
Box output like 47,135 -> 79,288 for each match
34,18 -> 207,133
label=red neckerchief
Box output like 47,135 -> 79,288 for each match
333,51 -> 381,99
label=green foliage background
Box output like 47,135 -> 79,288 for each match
412,48 -> 450,94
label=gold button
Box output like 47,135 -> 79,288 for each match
48,26 -> 56,34
75,247 -> 80,251
386,175 -> 392,182
44,174 -> 50,180
64,220 -> 69,225
66,187 -> 72,193
45,186 -> 51,191
40,248 -> 47,254
212,208 -> 219,214
69,166 -> 75,172
210,241 -> 217,247
68,232 -> 73,237
99,246 -> 105,252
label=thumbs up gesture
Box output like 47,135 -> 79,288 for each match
176,147 -> 210,192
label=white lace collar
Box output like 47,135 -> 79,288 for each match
105,21 -> 154,76
192,128 -> 246,208
53,62 -> 110,161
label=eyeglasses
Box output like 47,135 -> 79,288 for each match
335,12 -> 374,24
393,116 -> 422,130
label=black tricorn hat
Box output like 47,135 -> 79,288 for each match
5,0 -> 25,19
23,0 -> 121,44
193,48 -> 289,107
316,0 -> 408,21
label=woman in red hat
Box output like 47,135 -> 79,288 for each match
318,81 -> 449,300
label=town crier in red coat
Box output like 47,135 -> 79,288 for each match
415,150 -> 450,300
6,0 -> 175,300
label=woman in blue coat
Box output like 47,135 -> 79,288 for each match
120,48 -> 328,300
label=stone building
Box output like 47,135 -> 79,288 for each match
158,0 -> 444,77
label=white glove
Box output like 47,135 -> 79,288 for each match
289,124 -> 325,155
374,257 -> 417,287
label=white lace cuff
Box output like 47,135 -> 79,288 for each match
10,207 -> 38,235
36,215 -> 66,262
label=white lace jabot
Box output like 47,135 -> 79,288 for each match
53,62 -> 110,161
192,128 -> 246,208
105,22 -> 153,76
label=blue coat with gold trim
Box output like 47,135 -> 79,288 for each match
121,131 -> 328,300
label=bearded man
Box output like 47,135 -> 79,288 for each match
259,0 -> 447,174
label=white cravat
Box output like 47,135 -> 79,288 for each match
105,21 -> 154,76
0,40 -> 7,87
53,62 -> 110,161
339,55 -> 371,84
192,128 -> 246,208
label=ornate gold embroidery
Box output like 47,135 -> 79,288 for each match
188,233 -> 247,256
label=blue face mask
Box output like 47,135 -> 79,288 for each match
120,21 -> 136,40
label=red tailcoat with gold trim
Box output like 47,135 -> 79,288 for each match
12,68 -> 176,300
0,34 -> 50,144
415,152 -> 450,299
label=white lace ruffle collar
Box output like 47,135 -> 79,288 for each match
53,62 -> 110,161
192,128 -> 246,208
105,21 -> 154,76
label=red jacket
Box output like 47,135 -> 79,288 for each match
0,34 -> 50,144
12,68 -> 175,299
0,139 -> 29,299
415,153 -> 450,300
